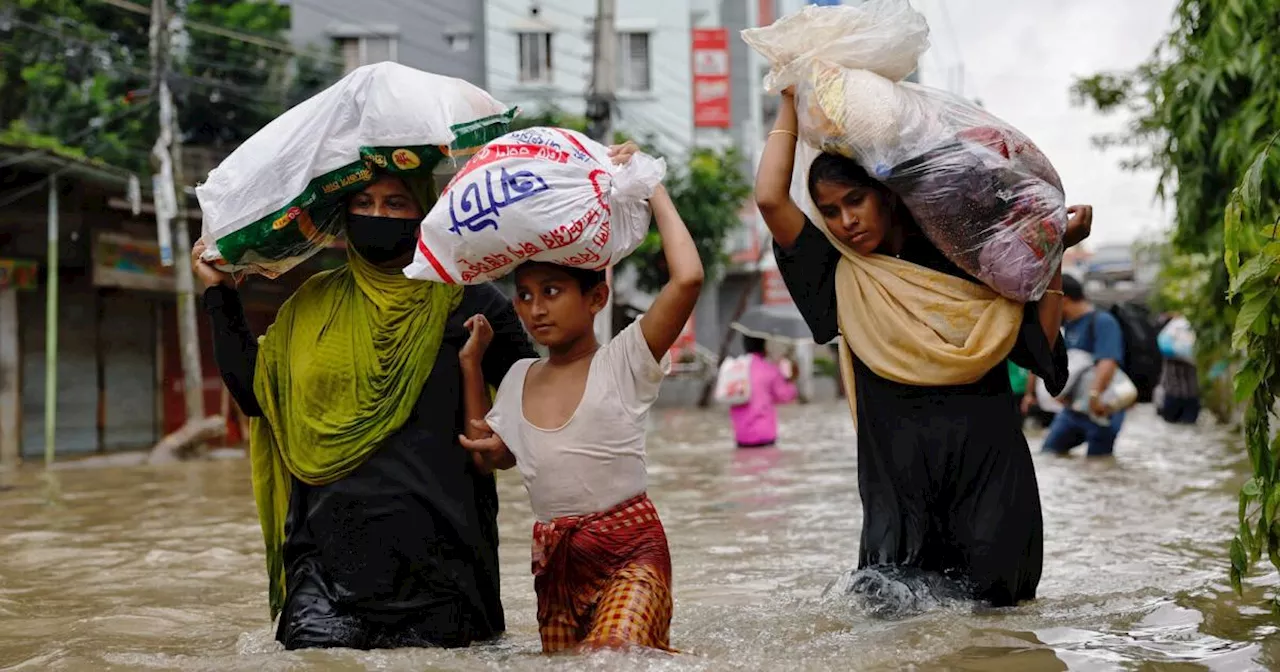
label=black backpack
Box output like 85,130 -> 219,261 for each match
1094,302 -> 1162,403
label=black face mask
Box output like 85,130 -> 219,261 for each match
345,214 -> 420,265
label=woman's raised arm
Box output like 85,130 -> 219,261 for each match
755,89 -> 808,249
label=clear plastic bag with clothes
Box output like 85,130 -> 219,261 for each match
743,0 -> 1067,302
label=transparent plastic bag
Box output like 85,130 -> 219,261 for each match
405,127 -> 665,285
744,0 -> 1067,302
742,0 -> 929,91
195,62 -> 515,278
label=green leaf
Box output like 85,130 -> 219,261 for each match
1235,363 -> 1263,403
1257,516 -> 1269,562
1244,478 -> 1263,497
1228,254 -> 1278,295
1240,142 -> 1271,213
1232,290 -> 1273,351
1231,537 -> 1248,594
1232,537 -> 1249,573
1270,433 -> 1280,483
1224,200 -> 1243,277
1268,479 -> 1280,517
1240,490 -> 1253,535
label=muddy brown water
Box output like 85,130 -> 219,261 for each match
2,403 -> 1278,671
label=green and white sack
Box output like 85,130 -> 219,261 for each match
195,62 -> 517,278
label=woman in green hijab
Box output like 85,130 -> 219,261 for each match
191,173 -> 536,650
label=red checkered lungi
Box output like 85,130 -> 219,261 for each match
531,493 -> 674,653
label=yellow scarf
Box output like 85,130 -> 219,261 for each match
817,222 -> 1024,427
249,250 -> 463,619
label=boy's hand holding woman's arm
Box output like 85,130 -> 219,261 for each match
459,315 -> 516,473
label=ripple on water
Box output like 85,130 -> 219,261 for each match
0,403 -> 1276,670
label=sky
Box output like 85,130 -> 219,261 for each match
909,0 -> 1180,248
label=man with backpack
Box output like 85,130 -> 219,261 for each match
1038,275 -> 1133,457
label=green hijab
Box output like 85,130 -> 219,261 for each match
249,184 -> 462,620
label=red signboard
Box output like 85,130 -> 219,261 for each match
758,0 -> 775,26
691,28 -> 730,128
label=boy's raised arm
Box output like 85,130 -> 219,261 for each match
638,184 -> 704,360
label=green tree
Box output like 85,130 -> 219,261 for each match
1073,0 -> 1280,598
179,1 -> 339,148
628,146 -> 752,291
0,0 -> 154,170
1071,0 -> 1280,407
1223,133 -> 1280,599
0,0 -> 340,172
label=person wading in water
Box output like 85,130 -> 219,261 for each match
193,173 -> 536,649
754,86 -> 1092,611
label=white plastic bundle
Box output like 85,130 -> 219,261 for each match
743,0 -> 1067,302
405,127 -> 666,284
195,62 -> 516,278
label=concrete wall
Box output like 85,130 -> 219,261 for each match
290,0 -> 488,86
483,0 -> 695,157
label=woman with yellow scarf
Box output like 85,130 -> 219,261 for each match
191,174 -> 536,649
755,89 -> 1091,610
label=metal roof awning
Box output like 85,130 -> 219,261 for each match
0,143 -> 139,191
0,144 -> 203,218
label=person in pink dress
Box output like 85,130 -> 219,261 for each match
730,336 -> 799,448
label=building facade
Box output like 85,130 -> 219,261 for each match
482,0 -> 722,158
289,0 -> 488,85
0,147 -> 336,466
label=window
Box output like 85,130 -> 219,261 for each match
337,35 -> 398,74
518,31 -> 553,83
617,32 -> 650,93
445,31 -> 472,53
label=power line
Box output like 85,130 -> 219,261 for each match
9,11 -> 304,93
23,0 -> 692,155
5,16 -> 297,109
90,0 -> 341,64
288,0 -> 593,85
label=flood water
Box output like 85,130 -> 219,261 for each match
2,402 -> 1278,671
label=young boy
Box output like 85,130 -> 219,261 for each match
457,142 -> 703,653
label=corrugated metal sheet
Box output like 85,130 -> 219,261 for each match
20,286 -> 98,457
101,293 -> 157,450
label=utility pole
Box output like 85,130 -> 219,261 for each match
587,0 -> 616,345
150,0 -> 205,427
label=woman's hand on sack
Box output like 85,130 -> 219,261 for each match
191,239 -> 233,289
607,140 -> 642,166
1064,205 -> 1093,248
460,314 -> 493,369
780,85 -> 796,99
